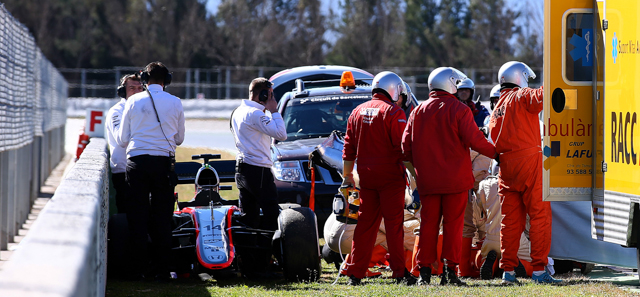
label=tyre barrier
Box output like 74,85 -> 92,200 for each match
0,138 -> 109,297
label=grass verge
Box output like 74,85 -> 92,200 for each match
108,147 -> 637,296
107,260 -> 636,297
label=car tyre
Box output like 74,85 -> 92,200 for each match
277,207 -> 322,282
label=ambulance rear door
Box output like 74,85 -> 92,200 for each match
543,0 -> 598,202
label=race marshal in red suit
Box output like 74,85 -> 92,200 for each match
488,61 -> 560,284
402,67 -> 496,286
342,71 -> 417,286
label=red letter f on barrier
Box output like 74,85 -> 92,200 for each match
89,110 -> 103,132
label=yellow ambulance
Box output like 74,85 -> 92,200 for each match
544,0 -> 639,278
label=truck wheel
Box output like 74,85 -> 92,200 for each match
107,213 -> 130,278
278,207 -> 321,282
637,247 -> 640,284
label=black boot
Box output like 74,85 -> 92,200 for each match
444,265 -> 467,286
395,268 -> 418,285
440,265 -> 448,285
515,261 -> 528,278
347,275 -> 361,286
417,266 -> 431,285
481,250 -> 497,280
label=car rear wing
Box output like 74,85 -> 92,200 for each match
175,160 -> 236,184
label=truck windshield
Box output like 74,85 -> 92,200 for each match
282,94 -> 370,141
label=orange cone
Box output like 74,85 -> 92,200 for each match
76,133 -> 90,159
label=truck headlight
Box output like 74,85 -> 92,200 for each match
273,161 -> 305,182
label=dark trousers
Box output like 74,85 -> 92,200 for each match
235,162 -> 280,274
235,162 -> 280,231
125,155 -> 175,278
112,172 -> 128,213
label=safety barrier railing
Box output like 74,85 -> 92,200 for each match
0,5 -> 68,251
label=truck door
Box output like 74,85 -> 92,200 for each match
543,0 -> 598,201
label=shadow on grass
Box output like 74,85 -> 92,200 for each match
107,277 -> 213,297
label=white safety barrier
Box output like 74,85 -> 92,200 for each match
67,98 -> 242,119
0,138 -> 109,297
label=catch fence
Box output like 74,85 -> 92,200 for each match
62,66 -> 542,102
0,4 -> 67,253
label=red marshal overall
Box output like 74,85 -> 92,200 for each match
342,92 -> 408,279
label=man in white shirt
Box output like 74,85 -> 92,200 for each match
116,61 -> 185,282
231,77 -> 286,232
106,74 -> 143,214
231,78 -> 286,279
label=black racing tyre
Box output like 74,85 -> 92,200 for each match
279,203 -> 301,210
278,207 -> 322,282
107,213 -> 131,278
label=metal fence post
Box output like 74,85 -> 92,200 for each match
194,69 -> 200,98
6,150 -> 16,242
30,138 -> 39,204
206,70 -> 211,99
225,67 -> 231,99
115,70 -> 121,98
81,69 -> 87,98
0,151 -> 6,250
186,69 -> 192,99
217,68 -> 221,99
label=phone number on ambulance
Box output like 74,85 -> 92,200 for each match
566,169 -> 592,174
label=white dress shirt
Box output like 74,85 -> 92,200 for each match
231,99 -> 286,168
106,99 -> 127,173
117,84 -> 186,158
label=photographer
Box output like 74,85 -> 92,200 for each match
106,73 -> 143,214
116,61 -> 185,282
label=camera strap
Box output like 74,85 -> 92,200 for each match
146,87 -> 175,158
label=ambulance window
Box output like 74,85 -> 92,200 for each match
565,13 -> 594,82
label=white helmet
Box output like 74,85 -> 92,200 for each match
490,84 -> 501,98
498,61 -> 536,88
457,78 -> 475,90
428,67 -> 467,94
402,81 -> 412,99
372,71 -> 404,102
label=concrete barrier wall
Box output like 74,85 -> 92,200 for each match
0,138 -> 109,297
0,126 -> 66,251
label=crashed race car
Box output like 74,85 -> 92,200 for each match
107,154 -> 321,282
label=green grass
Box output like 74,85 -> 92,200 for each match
106,261 -> 636,297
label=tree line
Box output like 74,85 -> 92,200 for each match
3,0 -> 542,70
